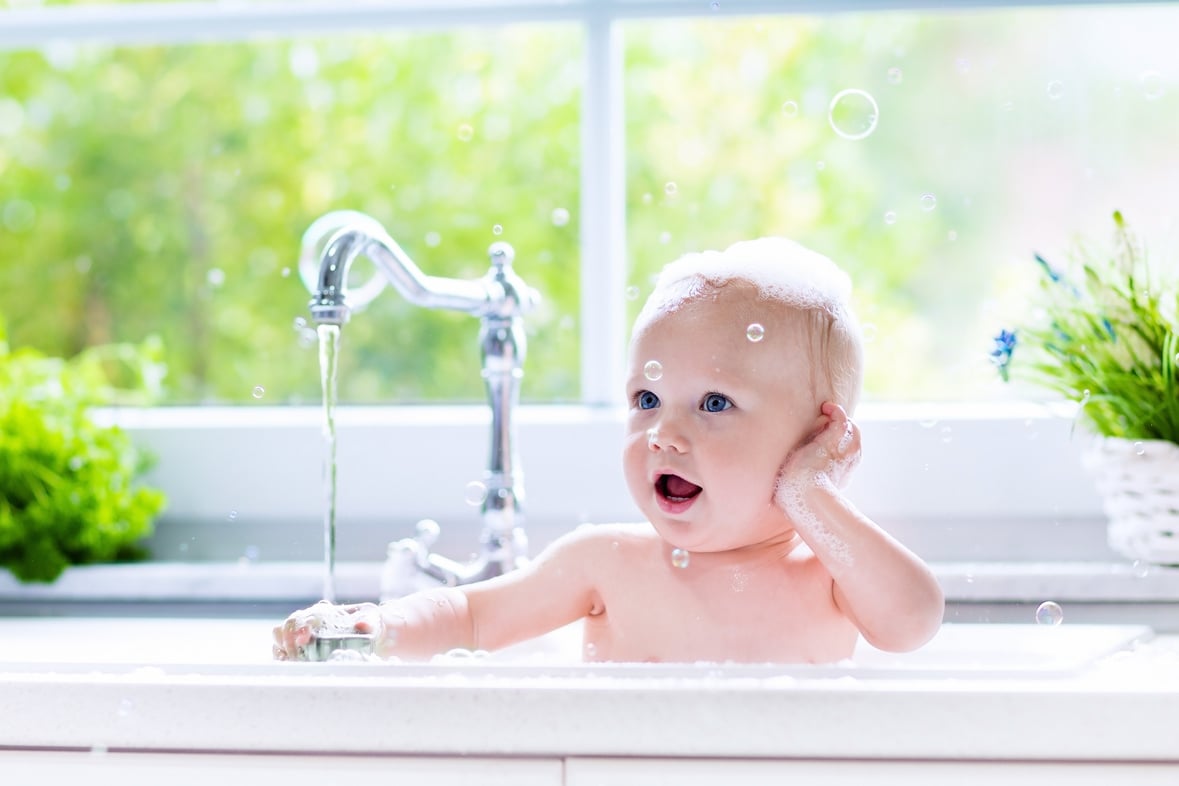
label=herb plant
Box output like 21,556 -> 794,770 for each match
992,211 -> 1179,442
0,314 -> 168,582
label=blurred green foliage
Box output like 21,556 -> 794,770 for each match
1,6 -> 1177,403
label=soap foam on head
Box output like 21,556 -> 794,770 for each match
636,237 -> 854,327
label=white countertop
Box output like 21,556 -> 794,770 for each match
1,617 -> 1177,762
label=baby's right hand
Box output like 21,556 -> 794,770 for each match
271,600 -> 382,661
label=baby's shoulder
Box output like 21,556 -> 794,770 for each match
546,522 -> 659,558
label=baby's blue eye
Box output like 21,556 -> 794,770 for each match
702,393 -> 732,412
636,390 -> 660,410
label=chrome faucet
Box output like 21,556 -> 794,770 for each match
300,211 -> 539,598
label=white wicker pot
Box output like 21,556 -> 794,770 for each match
1081,437 -> 1179,565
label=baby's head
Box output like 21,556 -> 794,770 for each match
632,237 -> 864,415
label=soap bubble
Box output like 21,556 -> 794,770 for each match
664,182 -> 678,196
1046,80 -> 1064,100
206,268 -> 226,287
551,207 -> 570,227
1134,441 -> 1146,456
1133,560 -> 1150,578
226,510 -> 238,521
1140,70 -> 1165,101
625,285 -> 640,301
781,100 -> 799,118
456,123 -> 474,141
920,193 -> 937,211
671,548 -> 690,569
492,224 -> 503,236
424,231 -> 441,247
884,211 -> 897,225
828,88 -> 879,140
887,67 -> 903,85
585,642 -> 598,658
644,360 -> 663,381
281,267 -> 291,278
464,481 -> 488,506
1035,600 -> 1063,626
252,385 -> 265,399
745,323 -> 765,342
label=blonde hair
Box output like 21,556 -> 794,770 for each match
635,237 -> 864,413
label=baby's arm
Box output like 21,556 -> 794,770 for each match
776,402 -> 944,652
273,527 -> 601,661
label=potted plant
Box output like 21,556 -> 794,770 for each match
991,211 -> 1179,564
0,313 -> 168,582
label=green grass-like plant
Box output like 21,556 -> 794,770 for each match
992,211 -> 1179,442
0,315 -> 168,582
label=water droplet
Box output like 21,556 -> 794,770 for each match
887,67 -> 903,85
1139,70 -> 1165,101
1035,600 -> 1063,625
252,385 -> 265,399
827,88 -> 879,140
226,510 -> 238,522
456,123 -> 474,141
491,224 -> 503,236
920,193 -> 937,211
884,211 -> 897,225
780,100 -> 799,118
671,548 -> 690,569
585,642 -> 598,658
625,285 -> 640,301
1133,560 -> 1150,578
206,268 -> 226,287
293,316 -> 307,331
551,207 -> 570,227
861,323 -> 878,343
644,360 -> 663,381
464,481 -> 488,506
745,323 -> 765,342
1134,441 -> 1146,456
1046,80 -> 1064,100
664,182 -> 678,196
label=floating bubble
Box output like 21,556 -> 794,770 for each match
745,323 -> 765,342
664,182 -> 678,196
1134,441 -> 1146,456
947,230 -> 958,242
551,207 -> 570,227
206,268 -> 226,287
887,67 -> 903,85
424,231 -> 441,247
1046,80 -> 1064,100
456,123 -> 474,141
920,193 -> 937,211
585,642 -> 598,658
1133,560 -> 1150,578
1035,600 -> 1063,626
227,510 -> 238,522
293,316 -> 307,330
644,360 -> 663,381
828,88 -> 879,140
252,385 -> 265,399
625,285 -> 640,301
781,100 -> 799,118
940,425 -> 953,444
281,267 -> 292,278
641,192 -> 653,204
492,224 -> 503,236
884,211 -> 897,225
1139,70 -> 1165,101
464,481 -> 488,506
671,548 -> 690,569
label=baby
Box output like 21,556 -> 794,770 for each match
273,237 -> 944,663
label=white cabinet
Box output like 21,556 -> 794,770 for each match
0,751 -> 563,785
565,758 -> 1179,785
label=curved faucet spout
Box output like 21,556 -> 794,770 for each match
309,222 -> 496,326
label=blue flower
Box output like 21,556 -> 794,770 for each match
990,329 -> 1017,382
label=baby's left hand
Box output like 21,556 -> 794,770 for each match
777,401 -> 861,492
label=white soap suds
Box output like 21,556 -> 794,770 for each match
774,469 -> 854,567
637,237 -> 853,326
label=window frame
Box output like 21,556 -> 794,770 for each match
1,0 -> 1158,565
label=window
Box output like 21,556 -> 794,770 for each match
1,0 -> 1175,568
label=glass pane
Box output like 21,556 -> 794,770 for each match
0,25 -> 582,403
625,5 -> 1178,401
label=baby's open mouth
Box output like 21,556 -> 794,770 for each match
657,473 -> 703,502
